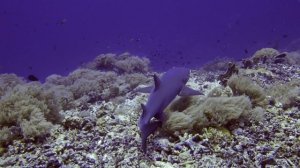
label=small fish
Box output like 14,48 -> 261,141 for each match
57,18 -> 67,25
275,53 -> 287,59
27,74 -> 39,81
282,34 -> 288,38
274,58 -> 285,64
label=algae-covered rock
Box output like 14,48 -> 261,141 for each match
252,48 -> 280,63
227,74 -> 267,107
164,96 -> 254,133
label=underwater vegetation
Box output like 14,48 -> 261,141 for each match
227,74 -> 267,107
165,95 -> 253,132
0,49 -> 299,167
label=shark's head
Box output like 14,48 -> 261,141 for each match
165,67 -> 190,86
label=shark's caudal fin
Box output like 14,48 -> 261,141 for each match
141,121 -> 162,153
179,86 -> 203,96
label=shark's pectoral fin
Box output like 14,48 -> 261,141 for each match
179,86 -> 203,96
136,86 -> 153,93
141,121 -> 161,153
154,112 -> 166,122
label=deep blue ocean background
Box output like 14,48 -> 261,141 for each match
1,0 -> 300,80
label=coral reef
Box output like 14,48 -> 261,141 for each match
227,74 -> 267,106
0,82 -> 63,146
286,51 -> 300,65
164,95 -> 260,133
217,62 -> 239,86
207,86 -> 233,97
251,48 -> 280,64
249,48 -> 298,65
0,50 -> 300,167
202,58 -> 235,72
0,53 -> 149,149
46,68 -> 148,106
266,79 -> 300,109
83,52 -> 150,73
0,74 -> 25,97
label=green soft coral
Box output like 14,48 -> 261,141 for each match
164,96 -> 254,133
0,82 -> 62,146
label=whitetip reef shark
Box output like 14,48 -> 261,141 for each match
137,67 -> 202,153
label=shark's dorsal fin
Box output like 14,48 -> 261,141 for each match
153,74 -> 160,91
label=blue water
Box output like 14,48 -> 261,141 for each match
1,0 -> 300,80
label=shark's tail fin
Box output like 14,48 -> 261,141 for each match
141,121 -> 162,153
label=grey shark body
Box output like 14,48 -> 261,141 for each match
138,67 -> 202,152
